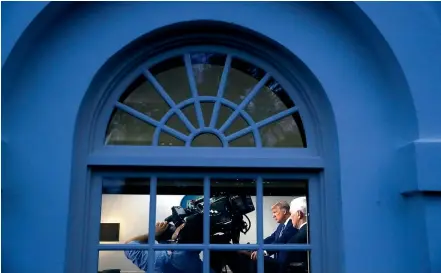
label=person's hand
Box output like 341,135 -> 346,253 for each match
155,221 -> 169,236
250,251 -> 258,260
237,250 -> 252,258
171,223 -> 186,241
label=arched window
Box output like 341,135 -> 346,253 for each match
84,39 -> 326,273
105,52 -> 307,148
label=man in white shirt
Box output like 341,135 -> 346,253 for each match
278,196 -> 308,273
289,197 -> 308,231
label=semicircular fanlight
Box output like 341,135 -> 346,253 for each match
105,52 -> 306,148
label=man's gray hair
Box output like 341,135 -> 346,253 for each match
290,197 -> 307,214
271,200 -> 290,212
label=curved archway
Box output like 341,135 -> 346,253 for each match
73,19 -> 339,273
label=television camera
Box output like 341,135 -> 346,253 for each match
157,192 -> 255,244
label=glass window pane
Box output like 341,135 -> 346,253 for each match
150,56 -> 192,104
259,180 -> 310,273
209,178 -> 257,245
191,133 -> 223,147
156,178 -> 204,244
99,250 -> 205,273
99,250 -> 142,272
201,102 -> 215,126
209,249 -> 310,273
159,131 -> 186,146
105,109 -> 155,145
210,249 -> 259,273
264,250 -> 310,273
260,114 -> 305,148
223,58 -> 266,105
215,105 -> 245,132
165,113 -> 191,135
228,132 -> 255,147
181,104 -> 199,130
262,180 -> 309,243
101,178 -> 152,244
190,53 -> 226,97
223,114 -> 250,138
246,78 -> 294,122
120,76 -> 171,122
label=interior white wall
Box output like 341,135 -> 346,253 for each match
99,194 -> 294,271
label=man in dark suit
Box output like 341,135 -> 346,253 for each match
278,197 -> 308,273
210,200 -> 302,273
250,200 -> 297,262
238,200 -> 296,273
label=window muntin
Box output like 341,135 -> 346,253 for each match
105,52 -> 306,148
96,173 -> 316,273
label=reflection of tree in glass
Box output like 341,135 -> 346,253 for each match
245,80 -> 300,147
191,53 -> 215,84
106,110 -> 154,145
188,53 -> 301,147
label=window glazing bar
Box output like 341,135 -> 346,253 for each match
308,175 -> 323,273
96,243 -> 313,251
256,177 -> 264,273
219,73 -> 271,133
184,54 -> 205,128
255,106 -> 298,129
93,170 -> 317,180
147,176 -> 157,273
203,176 -> 211,273
115,102 -> 189,141
89,148 -> 323,169
226,106 -> 299,142
143,70 -> 196,133
210,55 -> 232,128
86,175 -> 103,273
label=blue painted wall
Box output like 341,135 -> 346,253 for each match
2,2 -> 440,273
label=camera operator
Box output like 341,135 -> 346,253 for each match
124,220 -> 212,273
140,193 -> 255,273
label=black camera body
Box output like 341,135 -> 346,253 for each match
157,193 -> 255,244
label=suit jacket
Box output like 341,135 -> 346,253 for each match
263,219 -> 297,261
278,223 -> 308,273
